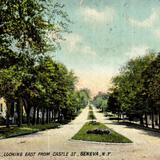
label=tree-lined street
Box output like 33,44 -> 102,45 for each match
0,1 -> 160,160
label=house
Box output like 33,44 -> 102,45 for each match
0,97 -> 7,119
0,97 -> 27,124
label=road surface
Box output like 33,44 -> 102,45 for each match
0,107 -> 159,160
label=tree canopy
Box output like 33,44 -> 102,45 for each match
0,0 -> 89,127
107,52 -> 160,128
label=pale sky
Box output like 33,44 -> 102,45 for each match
54,0 -> 160,95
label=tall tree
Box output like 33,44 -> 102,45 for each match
0,0 -> 69,127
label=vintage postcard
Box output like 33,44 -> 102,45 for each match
0,0 -> 160,160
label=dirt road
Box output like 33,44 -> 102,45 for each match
0,107 -> 159,160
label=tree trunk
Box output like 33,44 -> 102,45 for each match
46,108 -> 49,124
17,98 -> 23,127
23,99 -> 31,126
42,107 -> 45,124
54,110 -> 57,122
117,110 -> 119,122
159,112 -> 160,130
51,110 -> 54,121
26,108 -> 31,125
145,112 -> 148,127
122,113 -> 125,122
32,107 -> 36,125
6,101 -> 11,128
140,115 -> 144,126
36,107 -> 40,124
58,110 -> 61,122
49,110 -> 51,123
151,111 -> 155,129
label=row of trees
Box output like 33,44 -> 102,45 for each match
92,92 -> 108,112
0,56 -> 91,127
0,0 -> 90,127
108,52 -> 160,129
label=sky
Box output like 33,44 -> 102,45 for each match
54,0 -> 160,96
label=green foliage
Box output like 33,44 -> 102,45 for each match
0,0 -> 89,128
107,89 -> 120,114
0,0 -> 69,57
112,53 -> 156,115
0,123 -> 60,138
108,52 -> 160,127
77,88 -> 91,108
93,92 -> 108,111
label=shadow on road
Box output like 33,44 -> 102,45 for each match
104,121 -> 160,138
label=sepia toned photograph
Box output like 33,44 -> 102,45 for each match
0,0 -> 160,160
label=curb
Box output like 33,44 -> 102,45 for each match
69,139 -> 133,145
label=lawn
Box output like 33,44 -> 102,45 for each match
87,110 -> 96,120
72,121 -> 132,143
0,123 -> 60,139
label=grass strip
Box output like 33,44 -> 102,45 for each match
0,123 -> 60,139
89,106 -> 92,110
72,121 -> 132,143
